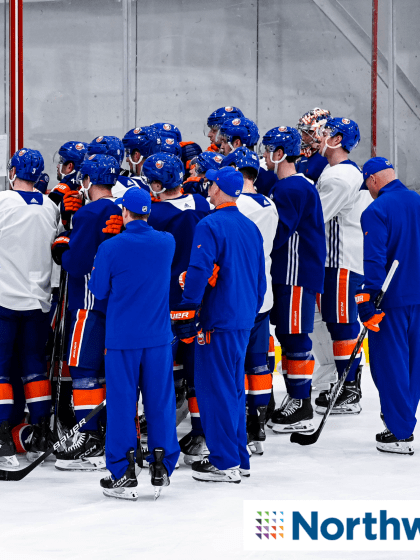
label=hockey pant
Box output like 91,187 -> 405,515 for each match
271,284 -> 316,399
195,329 -> 250,471
0,306 -> 51,425
245,312 -> 272,415
67,309 -> 106,432
320,268 -> 364,382
369,304 -> 420,440
105,345 -> 180,480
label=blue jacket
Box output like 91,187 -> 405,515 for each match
361,179 -> 420,309
180,203 -> 266,331
88,220 -> 175,349
269,173 -> 326,293
296,151 -> 329,184
62,198 -> 121,313
148,194 -> 210,307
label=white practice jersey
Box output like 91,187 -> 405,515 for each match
317,162 -> 372,275
236,192 -> 279,313
0,190 -> 60,312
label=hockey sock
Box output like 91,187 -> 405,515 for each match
23,374 -> 51,425
327,322 -> 361,382
71,369 -> 105,432
245,352 -> 272,415
187,391 -> 204,436
0,381 -> 13,423
268,336 -> 275,374
278,334 -> 314,399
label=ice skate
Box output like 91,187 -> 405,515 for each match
101,449 -> 139,501
239,467 -> 250,478
149,447 -> 170,500
247,406 -> 266,455
26,416 -> 54,463
271,397 -> 314,433
266,394 -> 291,428
191,458 -> 241,483
315,379 -> 361,415
0,421 -> 19,470
376,429 -> 414,455
179,432 -> 209,465
55,430 -> 106,471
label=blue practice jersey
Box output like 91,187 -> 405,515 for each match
89,220 -> 175,349
296,151 -> 328,184
180,204 -> 266,331
361,179 -> 420,309
62,198 -> 122,314
269,173 -> 326,293
254,167 -> 277,197
148,194 -> 210,307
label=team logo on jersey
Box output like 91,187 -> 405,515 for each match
214,155 -> 223,164
342,119 -> 350,125
75,143 -> 84,151
155,160 -> 164,169
18,149 -> 26,156
278,127 -> 287,132
232,119 -> 241,126
134,128 -> 141,134
165,138 -> 174,145
88,155 -> 96,160
163,124 -> 172,131
225,106 -> 233,112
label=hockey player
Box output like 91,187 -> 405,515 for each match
180,141 -> 202,181
122,126 -> 158,176
358,157 -> 420,454
227,147 -> 278,454
205,106 -> 244,152
314,118 -> 371,415
151,122 -> 182,143
183,151 -> 224,197
49,142 -> 87,212
172,166 -> 266,483
141,153 -> 211,464
296,108 -> 330,183
0,148 -> 60,468
85,136 -> 127,198
51,154 -> 121,471
260,127 -> 326,433
89,187 -> 180,500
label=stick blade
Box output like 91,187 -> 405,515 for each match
0,467 -> 29,481
290,431 -> 319,446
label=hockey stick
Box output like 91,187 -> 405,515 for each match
291,260 -> 399,446
0,399 -> 106,481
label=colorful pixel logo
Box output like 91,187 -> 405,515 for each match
255,510 -> 284,540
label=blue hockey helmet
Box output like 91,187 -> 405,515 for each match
35,172 -> 50,194
149,136 -> 182,158
53,141 -> 87,173
190,151 -> 224,175
77,154 -> 119,191
150,122 -> 182,143
86,136 -> 125,166
206,106 -> 244,130
221,146 -> 260,174
259,126 -> 302,157
141,153 -> 184,196
218,117 -> 260,149
8,148 -> 44,185
320,117 -> 360,153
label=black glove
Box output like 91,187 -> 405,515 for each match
51,234 -> 70,265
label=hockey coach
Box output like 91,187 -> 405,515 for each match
89,186 -> 180,500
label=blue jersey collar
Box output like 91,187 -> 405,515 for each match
125,219 -> 151,232
378,179 -> 407,197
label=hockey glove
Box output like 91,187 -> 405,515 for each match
206,143 -> 220,153
51,234 -> 70,265
103,215 -> 124,235
48,183 -> 71,206
182,177 -> 208,198
171,308 -> 202,344
178,264 -> 220,291
63,191 -> 83,213
355,292 -> 385,332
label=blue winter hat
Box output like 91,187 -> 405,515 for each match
206,166 -> 243,197
361,157 -> 394,190
115,186 -> 151,214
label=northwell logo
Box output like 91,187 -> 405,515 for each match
244,501 -> 420,551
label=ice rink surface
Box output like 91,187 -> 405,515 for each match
1,365 -> 419,560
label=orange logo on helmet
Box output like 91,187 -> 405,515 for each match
88,155 -> 96,160
225,107 -> 233,112
163,124 -> 172,131
342,119 -> 350,124
232,119 -> 241,126
214,155 -> 223,163
18,149 -> 26,156
134,128 -> 141,134
96,136 -> 103,142
278,127 -> 287,132
165,138 -> 174,145
155,160 -> 164,169
75,143 -> 84,150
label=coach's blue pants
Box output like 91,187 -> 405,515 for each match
105,345 -> 180,480
195,329 -> 250,471
369,304 -> 420,440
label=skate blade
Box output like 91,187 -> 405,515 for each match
271,421 -> 314,434
0,456 -> 20,470
248,441 -> 264,455
192,469 -> 241,483
26,451 -> 54,465
55,456 -> 106,471
154,487 -> 162,500
103,487 -> 138,501
315,404 -> 362,416
376,442 -> 414,455
239,468 -> 250,478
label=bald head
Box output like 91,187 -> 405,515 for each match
366,167 -> 396,199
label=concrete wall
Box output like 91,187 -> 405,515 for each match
0,0 -> 419,189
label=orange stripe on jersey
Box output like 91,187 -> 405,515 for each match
333,338 -> 361,360
248,373 -> 272,391
0,383 -> 13,404
69,309 -> 88,367
268,336 -> 275,356
316,293 -> 321,313
24,379 -> 51,403
188,397 -> 200,415
287,358 -> 314,379
337,268 -> 349,323
73,387 -> 105,409
290,286 -> 303,334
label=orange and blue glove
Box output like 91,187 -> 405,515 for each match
178,264 -> 220,291
182,176 -> 208,198
63,191 -> 83,213
206,143 -> 220,153
171,307 -> 202,344
103,215 -> 124,235
48,183 -> 71,206
355,291 -> 385,332
51,234 -> 70,265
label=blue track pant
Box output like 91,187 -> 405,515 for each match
369,304 -> 420,440
105,345 -> 180,480
194,329 -> 250,471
